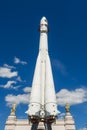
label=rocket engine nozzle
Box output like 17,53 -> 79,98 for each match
45,116 -> 56,124
29,115 -> 40,124
29,115 -> 56,124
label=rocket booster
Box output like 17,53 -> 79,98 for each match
27,17 -> 58,123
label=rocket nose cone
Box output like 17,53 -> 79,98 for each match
42,16 -> 46,20
40,16 -> 48,25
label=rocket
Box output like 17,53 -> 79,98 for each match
27,17 -> 58,125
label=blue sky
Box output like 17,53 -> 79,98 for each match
0,0 -> 87,130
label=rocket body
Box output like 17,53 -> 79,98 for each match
27,17 -> 58,122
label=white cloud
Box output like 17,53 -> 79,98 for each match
5,87 -> 31,107
16,76 -> 22,82
14,57 -> 27,65
5,94 -> 30,106
52,59 -> 67,75
56,88 -> 87,106
0,67 -> 18,78
79,128 -> 86,130
3,64 -> 16,69
0,80 -> 20,90
11,85 -> 20,90
23,87 -> 31,93
2,81 -> 16,89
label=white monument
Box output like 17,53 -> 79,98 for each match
26,16 -> 58,130
4,17 -> 76,130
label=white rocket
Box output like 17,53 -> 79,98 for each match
27,17 -> 58,124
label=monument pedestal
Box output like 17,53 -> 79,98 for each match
64,104 -> 75,130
